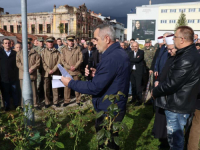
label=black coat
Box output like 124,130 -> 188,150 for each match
0,49 -> 18,83
154,56 -> 175,109
150,47 -> 161,71
128,49 -> 144,75
82,48 -> 99,69
153,44 -> 200,114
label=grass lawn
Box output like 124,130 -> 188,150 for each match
0,101 -> 198,150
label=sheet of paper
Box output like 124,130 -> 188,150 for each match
53,75 -> 62,80
57,64 -> 73,79
52,79 -> 65,88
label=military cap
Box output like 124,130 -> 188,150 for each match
145,39 -> 151,43
46,36 -> 55,42
27,38 -> 32,43
66,35 -> 75,41
37,37 -> 44,42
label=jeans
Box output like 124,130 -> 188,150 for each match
165,110 -> 189,150
1,81 -> 19,108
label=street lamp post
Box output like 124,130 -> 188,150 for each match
21,0 -> 35,125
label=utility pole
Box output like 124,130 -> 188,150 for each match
21,0 -> 35,125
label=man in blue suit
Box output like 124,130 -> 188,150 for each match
61,24 -> 130,149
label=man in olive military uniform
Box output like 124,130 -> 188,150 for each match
41,37 -> 61,108
60,35 -> 83,107
34,37 -> 45,99
142,39 -> 155,90
16,38 -> 41,110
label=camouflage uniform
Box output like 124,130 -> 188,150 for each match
142,39 -> 156,89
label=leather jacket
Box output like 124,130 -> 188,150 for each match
153,44 -> 200,114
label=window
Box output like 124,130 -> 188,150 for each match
31,24 -> 35,34
93,19 -> 97,24
188,19 -> 195,23
10,25 -> 14,33
65,23 -> 68,34
160,20 -> 167,24
199,8 -> 200,12
169,20 -> 176,23
89,30 -> 92,38
77,24 -> 80,29
198,19 -> 200,23
3,25 -> 7,31
47,24 -> 51,33
161,9 -> 167,13
189,8 -> 196,12
39,24 -> 43,34
170,9 -> 176,13
179,9 -> 186,12
17,25 -> 21,33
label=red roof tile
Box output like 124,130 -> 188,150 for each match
0,28 -> 48,43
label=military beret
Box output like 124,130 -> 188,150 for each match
46,36 -> 55,42
66,35 -> 75,41
37,37 -> 44,42
145,39 -> 151,43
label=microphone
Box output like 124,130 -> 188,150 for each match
87,57 -> 94,81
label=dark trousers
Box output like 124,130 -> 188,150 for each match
1,81 -> 19,109
95,110 -> 126,150
130,71 -> 142,102
143,68 -> 149,91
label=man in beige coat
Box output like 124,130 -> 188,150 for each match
41,37 -> 61,108
16,38 -> 41,110
61,35 -> 83,106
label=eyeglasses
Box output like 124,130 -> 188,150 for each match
174,36 -> 183,39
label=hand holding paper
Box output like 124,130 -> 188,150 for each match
52,64 -> 73,88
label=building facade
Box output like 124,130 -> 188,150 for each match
127,1 -> 200,44
0,4 -> 103,39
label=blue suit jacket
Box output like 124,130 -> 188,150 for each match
154,45 -> 169,74
68,42 -> 130,112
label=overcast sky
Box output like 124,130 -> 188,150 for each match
0,0 -> 199,26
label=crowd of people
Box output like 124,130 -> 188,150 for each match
0,24 -> 200,150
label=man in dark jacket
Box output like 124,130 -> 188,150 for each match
152,26 -> 200,150
0,38 -> 19,111
128,41 -> 144,105
154,32 -> 173,77
61,24 -> 130,150
82,42 -> 99,71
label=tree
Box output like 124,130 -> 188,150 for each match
58,23 -> 64,34
175,11 -> 188,30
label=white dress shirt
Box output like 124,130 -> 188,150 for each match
4,49 -> 11,57
132,51 -> 137,70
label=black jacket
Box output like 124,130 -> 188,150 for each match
154,56 -> 175,109
128,49 -> 144,75
82,48 -> 99,70
150,47 -> 161,71
153,44 -> 200,114
0,49 -> 18,83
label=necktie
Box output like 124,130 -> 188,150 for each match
89,51 -> 92,57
